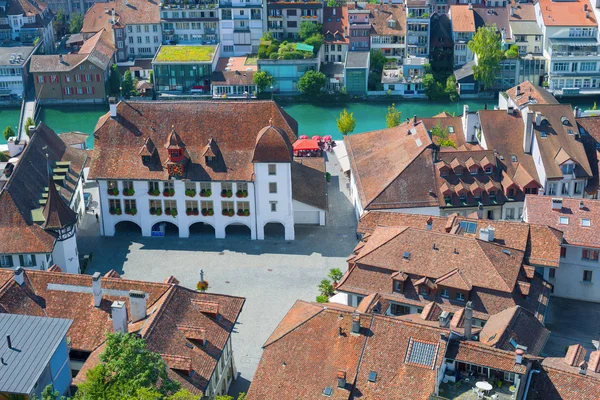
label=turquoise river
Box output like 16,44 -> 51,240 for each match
1,97 -> 599,149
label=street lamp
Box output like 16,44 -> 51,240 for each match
119,86 -> 123,100
270,85 -> 273,101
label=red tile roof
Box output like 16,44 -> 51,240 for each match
90,100 -> 298,181
115,0 -> 160,25
450,5 -> 476,32
0,269 -> 244,395
366,4 -> 405,36
446,340 -> 528,374
505,81 -> 558,109
323,6 -> 349,44
528,355 -> 600,399
537,0 -> 597,27
82,2 -> 119,34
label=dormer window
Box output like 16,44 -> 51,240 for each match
455,166 -> 463,175
440,167 -> 450,177
469,166 -> 479,175
489,190 -> 496,200
508,188 -> 515,197
456,292 -> 465,301
485,166 -> 493,174
170,149 -> 181,158
420,287 -> 428,296
205,155 -> 215,165
394,280 -> 402,292
459,192 -> 467,202
561,163 -> 574,175
441,288 -> 449,298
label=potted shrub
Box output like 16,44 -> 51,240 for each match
244,209 -> 250,216
130,207 -> 137,216
328,268 -> 343,289
221,190 -> 227,198
186,208 -> 193,216
201,208 -> 208,216
185,189 -> 196,197
237,209 -> 244,216
123,188 -> 135,196
125,208 -> 131,215
196,280 -> 209,292
228,209 -> 234,217
163,189 -> 170,196
109,207 -> 116,215
171,209 -> 178,217
208,209 -> 214,216
200,189 -> 206,197
108,188 -> 119,196
205,189 -> 212,197
242,190 -> 248,198
236,190 -> 243,198
165,208 -> 172,216
226,189 -> 233,198
115,207 -> 122,216
155,208 -> 162,216
193,208 -> 199,216
148,189 -> 160,196
150,207 -> 156,215
222,209 -> 229,216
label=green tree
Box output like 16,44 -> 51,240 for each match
298,21 -> 322,41
297,70 -> 326,96
327,0 -> 340,5
445,75 -> 459,102
336,108 -> 356,135
121,70 -> 134,98
24,117 -> 35,137
303,33 -> 324,53
385,103 -> 402,128
423,74 -> 444,100
69,13 -> 83,34
108,64 -> 121,95
370,49 -> 388,72
431,121 -> 456,148
468,25 -> 505,90
148,70 -> 154,84
261,31 -> 274,42
3,126 -> 14,141
36,385 -> 66,400
252,70 -> 274,93
505,44 -> 519,59
216,394 -> 247,400
76,332 -> 181,398
318,279 -> 334,297
328,268 -> 343,283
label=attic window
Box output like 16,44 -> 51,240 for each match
323,387 -> 333,397
368,371 -> 377,383
540,131 -> 547,138
561,116 -> 570,126
448,126 -> 455,133
582,218 -> 591,227
511,155 -> 518,162
403,251 -> 411,260
205,156 -> 215,165
560,217 -> 569,225
459,221 -> 477,234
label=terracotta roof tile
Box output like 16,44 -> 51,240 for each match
446,340 -> 528,374
291,156 -> 328,210
450,5 -> 476,32
366,4 -> 405,36
116,0 -> 160,25
528,357 -> 600,399
505,81 -> 558,109
82,2 -> 119,34
323,6 -> 349,45
537,0 -> 597,26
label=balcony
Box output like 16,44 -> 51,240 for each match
161,0 -> 218,9
233,25 -> 251,32
548,38 -> 600,57
220,0 -> 262,7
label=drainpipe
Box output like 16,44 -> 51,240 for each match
522,369 -> 540,400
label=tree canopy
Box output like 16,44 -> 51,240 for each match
252,70 -> 274,93
108,64 -> 121,96
297,70 -> 326,96
385,103 -> 402,128
298,22 -> 322,41
3,126 -> 14,141
468,25 -> 505,90
69,13 -> 83,34
370,50 -> 388,72
336,108 -> 356,135
121,70 -> 134,98
431,121 -> 456,148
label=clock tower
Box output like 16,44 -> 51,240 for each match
165,126 -> 188,177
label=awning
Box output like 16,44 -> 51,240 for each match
293,139 -> 320,151
333,141 -> 351,173
549,38 -> 599,47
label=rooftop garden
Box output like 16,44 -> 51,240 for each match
155,45 -> 216,62
258,23 -> 322,60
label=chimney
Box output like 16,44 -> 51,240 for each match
507,105 -> 514,115
92,272 -> 102,307
585,3 -> 589,11
516,85 -> 521,96
479,226 -> 495,242
552,198 -> 563,211
515,348 -> 524,365
111,301 -> 128,333
6,335 -> 12,349
59,54 -> 64,64
351,314 -> 361,335
468,3 -> 472,10
464,301 -> 473,340
535,111 -> 542,127
462,105 -> 469,137
109,97 -> 117,119
510,6 -> 515,17
580,200 -> 585,210
523,110 -> 534,154
574,106 -> 582,118
337,370 -> 346,388
413,115 -> 417,125
438,310 -> 450,328
28,125 -> 35,138
580,362 -> 588,375
13,266 -> 24,286
128,290 -> 147,323
477,203 -> 483,219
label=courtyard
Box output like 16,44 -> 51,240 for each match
77,153 -> 358,396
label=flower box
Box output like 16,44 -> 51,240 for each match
148,189 -> 160,196
108,188 -> 119,196
163,189 -> 175,197
193,208 -> 199,216
150,207 -> 156,215
200,189 -> 212,197
185,189 -> 196,197
123,189 -> 135,196
221,189 -> 233,198
202,208 -> 214,216
186,208 -> 193,216
165,208 -> 172,216
109,207 -> 116,215
115,208 -> 122,216
125,208 -> 137,215
171,209 -> 178,217
222,209 -> 234,217
237,209 -> 250,216
236,190 -> 249,198
155,208 -> 162,216
196,280 -> 209,291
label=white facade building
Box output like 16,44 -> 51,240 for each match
218,0 -> 264,56
91,100 -> 327,241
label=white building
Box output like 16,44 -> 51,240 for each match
0,46 -> 34,100
160,0 -> 219,45
218,0 -> 264,56
0,124 -> 87,274
405,0 -> 431,58
535,0 -> 600,96
90,100 -> 327,241
523,196 -> 600,303
116,0 -> 163,60
0,0 -> 55,54
448,5 -> 475,67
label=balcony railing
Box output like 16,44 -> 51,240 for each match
233,26 -> 251,32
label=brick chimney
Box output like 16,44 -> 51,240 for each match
337,370 -> 346,388
128,290 -> 147,322
515,348 -> 524,365
92,272 -> 102,307
13,266 -> 24,286
463,301 -> 473,340
111,301 -> 128,333
351,314 -> 361,335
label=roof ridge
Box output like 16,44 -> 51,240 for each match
354,226 -> 409,262
475,240 -> 515,292
140,285 -> 177,339
263,301 -> 326,348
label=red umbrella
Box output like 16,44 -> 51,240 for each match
299,135 -> 309,139
312,135 -> 322,141
323,135 -> 332,142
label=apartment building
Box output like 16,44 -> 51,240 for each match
267,0 -> 322,41
0,123 -> 88,274
322,6 -> 348,64
218,0 -> 263,56
30,29 -> 114,101
536,0 -> 600,96
160,0 -> 219,45
368,3 -> 406,60
0,45 -> 34,100
523,196 -> 600,303
115,0 -> 162,61
509,2 -> 542,56
406,0 -> 431,58
347,6 -> 370,51
0,0 -> 54,54
448,5 -> 474,66
0,268 -> 245,397
90,100 -> 327,240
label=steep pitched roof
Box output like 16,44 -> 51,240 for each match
291,157 -> 328,210
252,125 -> 293,163
450,5 -> 475,32
446,340 -> 528,374
115,0 -> 160,25
41,168 -> 77,230
528,356 -> 600,399
505,81 -> 558,109
344,121 -> 438,210
82,2 -> 119,34
90,101 -> 298,181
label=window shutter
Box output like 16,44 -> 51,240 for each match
8,256 -> 13,267
63,87 -> 66,95
91,86 -> 95,94
42,75 -> 46,83
96,74 -> 100,82
31,254 -> 36,266
64,75 -> 67,82
82,87 -> 87,94
19,255 -> 24,266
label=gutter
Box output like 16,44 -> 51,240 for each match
522,369 -> 540,400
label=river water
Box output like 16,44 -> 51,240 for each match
0,96 -> 598,147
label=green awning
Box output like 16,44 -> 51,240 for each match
296,43 -> 314,52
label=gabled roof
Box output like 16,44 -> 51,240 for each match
345,120 -> 438,210
252,124 -> 293,163
323,6 -> 349,44
41,167 -> 78,230
479,306 -> 550,356
82,2 -> 119,34
537,0 -> 597,27
90,101 -> 298,181
505,81 -> 558,109
528,354 -> 600,399
366,4 -> 405,36
446,340 -> 528,374
115,0 -> 160,25
0,269 -> 244,395
291,157 -> 328,211
450,5 -> 475,32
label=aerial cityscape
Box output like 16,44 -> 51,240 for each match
1,0 -> 600,398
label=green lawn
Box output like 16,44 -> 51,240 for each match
155,45 -> 216,62
245,54 -> 258,65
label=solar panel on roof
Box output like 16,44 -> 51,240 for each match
458,221 -> 477,234
406,339 -> 438,369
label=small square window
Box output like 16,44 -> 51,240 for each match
560,217 -> 569,225
549,268 -> 556,279
456,292 -> 465,301
268,164 -> 276,175
270,201 -> 277,212
582,218 -> 591,227
269,182 -> 277,194
583,270 -> 593,282
441,289 -> 449,298
511,155 -> 517,162
560,247 -> 566,258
